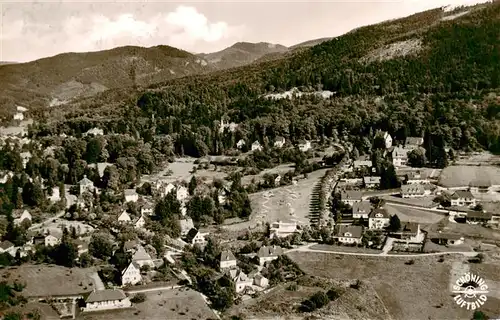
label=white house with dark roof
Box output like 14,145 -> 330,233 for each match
0,241 -> 15,255
450,190 -> 476,207
368,208 -> 390,230
257,245 -> 283,266
219,250 -> 237,270
78,175 -> 95,195
469,179 -> 493,194
185,228 -> 209,245
401,184 -> 426,198
298,140 -> 311,152
228,269 -> 253,293
132,244 -> 155,268
133,215 -> 146,229
117,211 -> 131,223
236,139 -> 246,149
140,202 -> 154,216
392,146 -> 410,167
334,225 -> 363,244
352,201 -> 372,219
254,274 -> 269,288
82,289 -> 131,312
340,190 -> 363,206
382,132 -> 392,149
124,189 -> 138,203
274,136 -> 286,148
269,220 -> 299,239
45,232 -> 62,247
406,171 -> 429,184
251,141 -> 263,151
363,176 -> 381,189
121,262 -> 142,285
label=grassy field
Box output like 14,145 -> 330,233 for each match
310,244 -> 382,254
287,251 -> 500,320
426,218 -> 500,242
224,169 -> 328,231
241,163 -> 295,185
79,288 -> 217,320
384,204 -> 445,224
438,165 -> 500,188
0,265 -> 98,297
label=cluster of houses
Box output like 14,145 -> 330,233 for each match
238,137 -> 312,153
217,245 -> 285,294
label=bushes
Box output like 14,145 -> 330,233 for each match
300,287 -> 344,312
130,293 -> 146,303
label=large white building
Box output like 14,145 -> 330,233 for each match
450,190 -> 476,207
219,250 -> 237,270
401,184 -> 426,198
340,190 -> 363,206
368,208 -> 390,230
121,262 -> 142,285
257,245 -> 283,266
334,225 -> 363,244
82,289 -> 131,312
269,220 -> 299,239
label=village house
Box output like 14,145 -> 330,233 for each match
83,128 -> 104,137
258,245 -> 283,266
133,215 -> 146,229
176,186 -> 189,203
334,225 -> 363,244
405,171 -> 429,184
352,201 -> 372,219
162,183 -> 176,197
251,140 -> 263,152
124,189 -> 139,203
13,112 -> 24,121
469,179 -> 493,194
132,245 -> 155,268
219,250 -> 237,270
253,274 -> 269,288
405,137 -> 424,149
382,132 -> 393,149
450,190 -> 476,207
48,187 -> 61,203
391,222 -> 425,243
466,211 -> 493,225
401,184 -> 426,198
78,175 -> 95,195
269,220 -> 299,239
429,233 -> 465,246
392,146 -> 409,167
229,269 -> 253,294
82,289 -> 131,312
0,241 -> 15,255
121,262 -> 142,285
340,190 -> 363,206
118,211 -> 132,224
298,140 -> 312,152
218,188 -> 227,205
13,210 -> 32,226
236,139 -> 246,149
179,218 -> 195,236
363,176 -> 381,189
44,232 -> 62,247
274,136 -> 286,148
368,208 -> 390,230
274,175 -> 281,187
140,202 -> 154,216
353,159 -> 373,169
185,228 -> 209,245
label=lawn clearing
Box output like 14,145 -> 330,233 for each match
80,288 -> 217,320
309,244 -> 382,254
0,264 -> 98,297
438,165 -> 500,188
224,169 -> 328,231
427,218 -> 500,242
287,251 -> 500,319
384,204 -> 445,224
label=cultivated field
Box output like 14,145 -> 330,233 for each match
438,165 -> 500,188
79,288 -> 217,320
0,265 -> 98,297
384,204 -> 445,224
454,152 -> 500,166
288,252 -> 500,320
224,169 -> 328,231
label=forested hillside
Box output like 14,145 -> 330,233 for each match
37,3 -> 500,158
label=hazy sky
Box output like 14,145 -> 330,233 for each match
0,0 -> 491,62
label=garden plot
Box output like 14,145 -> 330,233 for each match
224,169 -> 328,231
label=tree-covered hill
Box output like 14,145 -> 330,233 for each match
38,2 -> 500,156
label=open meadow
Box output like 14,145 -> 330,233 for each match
438,165 -> 500,189
384,204 -> 445,224
223,169 -> 328,231
79,288 -> 217,320
0,265 -> 99,297
286,251 -> 500,320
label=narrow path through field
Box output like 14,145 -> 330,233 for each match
127,285 -> 183,294
89,271 -> 105,290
